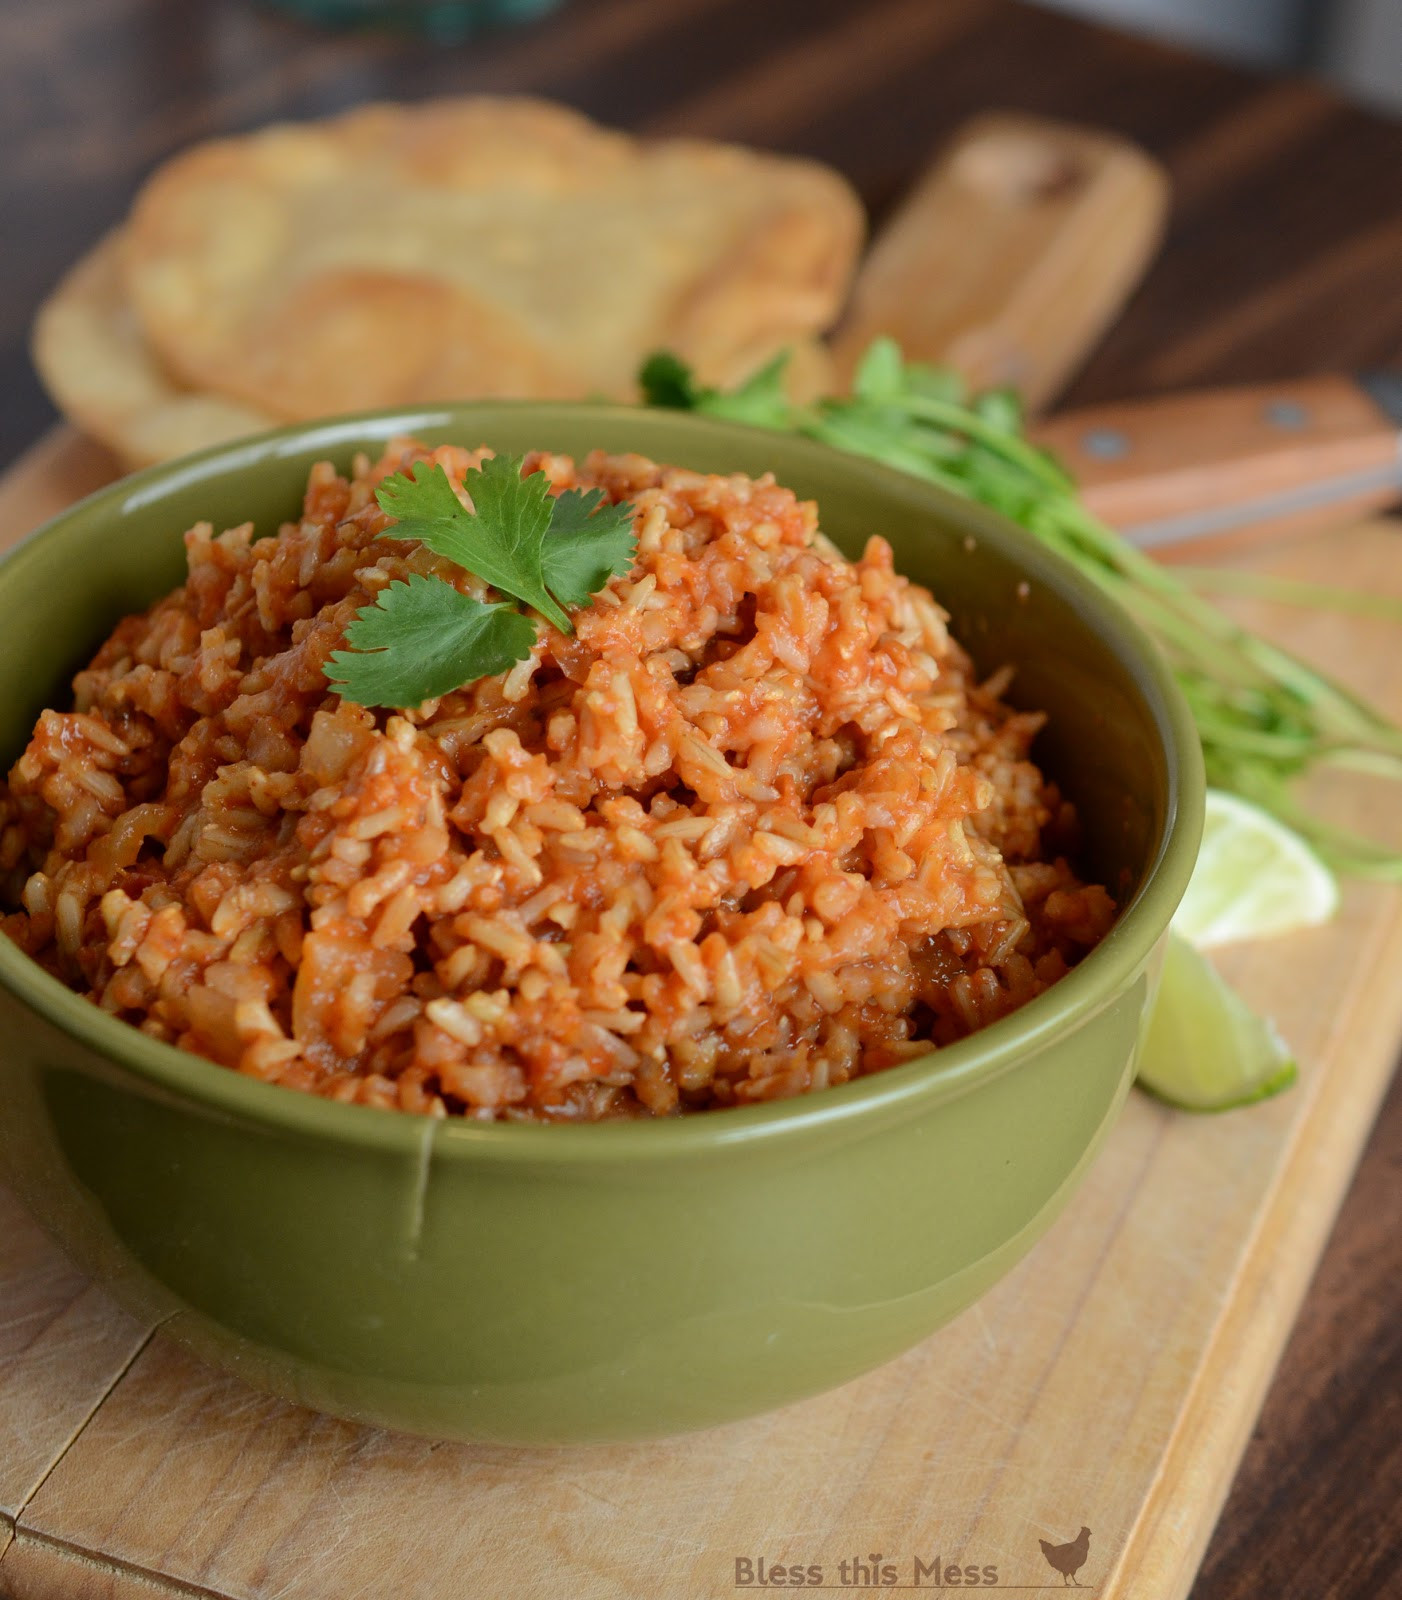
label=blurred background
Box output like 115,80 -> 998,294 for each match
1037,0 -> 1402,109
6,0 -> 1402,472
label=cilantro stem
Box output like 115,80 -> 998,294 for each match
1178,566 -> 1402,622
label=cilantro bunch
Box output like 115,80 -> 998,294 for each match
641,339 -> 1402,881
326,454 -> 635,708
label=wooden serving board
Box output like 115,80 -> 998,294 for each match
1,431 -> 1400,1600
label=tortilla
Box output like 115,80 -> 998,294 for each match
31,230 -> 276,468
121,98 -> 863,421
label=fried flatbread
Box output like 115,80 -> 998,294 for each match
32,230 -> 276,468
32,228 -> 834,468
121,98 -> 863,421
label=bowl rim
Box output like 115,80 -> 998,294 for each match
0,402 -> 1204,1163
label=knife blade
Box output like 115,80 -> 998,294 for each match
1029,374 -> 1402,557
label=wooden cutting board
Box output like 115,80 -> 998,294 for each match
1,430 -> 1400,1600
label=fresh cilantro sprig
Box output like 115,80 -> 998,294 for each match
326,455 -> 635,710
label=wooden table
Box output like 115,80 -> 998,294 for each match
2,3 -> 1399,1595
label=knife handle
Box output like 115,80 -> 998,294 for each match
1030,376 -> 1402,558
831,112 -> 1169,414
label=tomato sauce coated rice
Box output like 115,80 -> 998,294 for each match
0,443 -> 1115,1119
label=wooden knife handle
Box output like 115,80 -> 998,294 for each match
1030,376 -> 1402,558
831,112 -> 1169,413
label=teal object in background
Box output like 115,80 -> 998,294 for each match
0,405 -> 1203,1443
262,0 -> 563,43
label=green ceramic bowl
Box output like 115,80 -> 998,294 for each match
0,405 -> 1203,1443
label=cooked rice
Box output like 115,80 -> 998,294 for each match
0,443 -> 1115,1120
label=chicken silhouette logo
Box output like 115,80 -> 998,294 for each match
1038,1526 -> 1091,1586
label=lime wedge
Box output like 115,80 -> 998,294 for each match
1136,933 -> 1297,1112
1172,789 -> 1338,950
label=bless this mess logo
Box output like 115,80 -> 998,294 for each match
733,1526 -> 1093,1589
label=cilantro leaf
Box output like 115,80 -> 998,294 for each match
695,351 -> 795,427
542,488 -> 637,608
376,456 -> 569,634
376,454 -> 637,629
641,349 -> 796,428
326,574 -> 536,708
850,336 -> 905,403
639,350 -> 700,409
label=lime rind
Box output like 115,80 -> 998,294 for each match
1138,1047 -> 1298,1115
1135,933 -> 1297,1113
